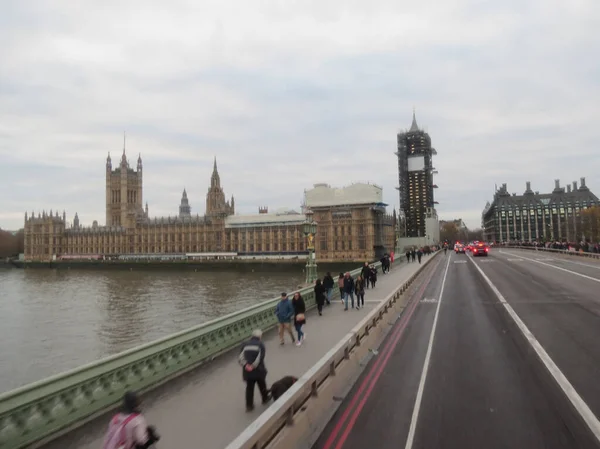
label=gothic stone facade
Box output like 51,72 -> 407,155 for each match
24,151 -> 394,262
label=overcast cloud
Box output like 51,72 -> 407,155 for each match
1,0 -> 599,231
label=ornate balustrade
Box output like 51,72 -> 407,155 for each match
0,262 -> 380,449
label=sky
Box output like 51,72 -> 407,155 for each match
1,0 -> 599,231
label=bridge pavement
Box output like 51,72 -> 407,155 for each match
44,255 -> 433,449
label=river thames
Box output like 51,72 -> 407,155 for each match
0,264 -> 351,393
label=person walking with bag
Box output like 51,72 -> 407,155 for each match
292,292 -> 306,346
102,391 -> 160,449
238,329 -> 270,412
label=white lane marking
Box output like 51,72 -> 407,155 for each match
478,259 -> 494,263
420,298 -> 438,303
454,260 -> 467,264
500,251 -> 600,284
536,258 -> 554,261
549,257 -> 600,270
468,257 -> 600,441
507,258 -> 524,262
405,250 -> 452,449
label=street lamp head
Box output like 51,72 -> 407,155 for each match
310,221 -> 317,235
303,220 -> 311,236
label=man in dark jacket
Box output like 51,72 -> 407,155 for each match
361,262 -> 371,288
343,272 -> 355,310
322,272 -> 334,305
238,329 -> 270,412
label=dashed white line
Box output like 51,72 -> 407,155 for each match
404,251 -> 452,449
500,251 -> 600,284
468,256 -> 600,442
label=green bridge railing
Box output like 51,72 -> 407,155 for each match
0,262 -> 380,449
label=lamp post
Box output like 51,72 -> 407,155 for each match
303,210 -> 318,284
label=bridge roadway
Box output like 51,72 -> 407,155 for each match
45,256 -> 431,449
313,249 -> 600,449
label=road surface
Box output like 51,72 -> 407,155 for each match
313,249 -> 600,449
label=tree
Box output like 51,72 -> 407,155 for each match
440,221 -> 460,243
579,206 -> 600,242
0,229 -> 19,258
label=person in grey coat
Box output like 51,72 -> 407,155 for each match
238,329 -> 270,412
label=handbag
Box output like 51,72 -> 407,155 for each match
295,313 -> 305,321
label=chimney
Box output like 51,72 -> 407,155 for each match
580,177 -> 586,188
526,181 -> 531,191
502,183 -> 507,190
573,181 -> 578,190
554,179 -> 560,189
567,185 -> 572,193
258,206 -> 268,214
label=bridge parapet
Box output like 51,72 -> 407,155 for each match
0,263 -> 380,449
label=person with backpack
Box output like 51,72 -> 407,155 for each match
103,391 -> 160,449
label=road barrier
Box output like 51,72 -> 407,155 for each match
0,262 -> 381,449
225,252 -> 441,449
503,246 -> 600,260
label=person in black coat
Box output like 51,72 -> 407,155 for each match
238,329 -> 269,412
314,278 -> 326,315
322,272 -> 334,305
292,292 -> 307,344
361,262 -> 371,289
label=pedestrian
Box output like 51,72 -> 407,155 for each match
292,292 -> 306,346
361,262 -> 371,288
405,250 -> 410,263
314,278 -> 326,316
417,248 -> 423,264
102,391 -> 160,449
238,329 -> 270,412
338,273 -> 345,303
411,248 -> 416,262
343,272 -> 355,310
275,293 -> 295,345
322,272 -> 334,305
370,266 -> 378,288
355,275 -> 365,309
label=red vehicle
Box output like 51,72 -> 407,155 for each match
472,242 -> 489,257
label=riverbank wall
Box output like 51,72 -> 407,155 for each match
11,259 -> 368,272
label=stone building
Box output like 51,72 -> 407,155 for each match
304,183 -> 397,262
482,179 -> 599,243
24,150 -> 394,262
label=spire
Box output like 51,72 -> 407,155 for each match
121,132 -> 128,166
210,156 -> 221,189
409,109 -> 419,132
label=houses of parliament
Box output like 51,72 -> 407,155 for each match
23,147 -> 396,262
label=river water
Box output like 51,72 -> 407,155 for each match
0,264 -> 350,393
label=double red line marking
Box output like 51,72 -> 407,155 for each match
321,258 -> 442,449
